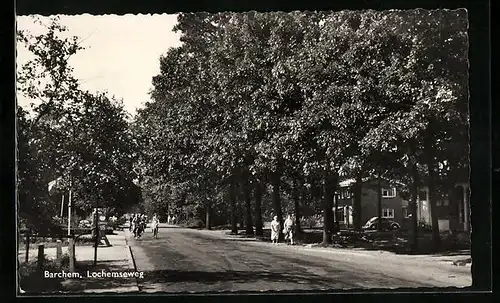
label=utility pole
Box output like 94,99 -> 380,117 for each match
377,174 -> 383,232
68,180 -> 72,236
94,205 -> 98,266
60,193 -> 64,217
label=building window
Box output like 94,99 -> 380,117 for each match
418,190 -> 427,201
338,189 -> 351,199
336,209 -> 345,222
382,209 -> 395,218
345,189 -> 351,199
402,208 -> 410,218
382,187 -> 396,198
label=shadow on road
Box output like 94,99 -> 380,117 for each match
138,269 -> 356,288
137,269 -> 450,293
61,261 -> 139,293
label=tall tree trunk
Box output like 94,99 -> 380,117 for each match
333,186 -> 339,232
353,173 -> 363,231
271,171 -> 284,241
239,202 -> 245,229
292,178 -> 302,237
409,160 -> 419,251
229,179 -> 238,234
425,124 -> 441,251
254,181 -> 263,236
205,200 -> 212,230
242,175 -> 254,235
322,172 -> 337,245
377,174 -> 383,232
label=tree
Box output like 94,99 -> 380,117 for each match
17,17 -> 140,230
359,9 -> 468,251
134,10 -> 468,251
16,16 -> 84,232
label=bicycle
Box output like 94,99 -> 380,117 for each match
152,225 -> 159,239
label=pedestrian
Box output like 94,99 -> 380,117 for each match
142,214 -> 147,231
151,214 -> 159,239
284,214 -> 295,245
137,214 -> 145,238
271,216 -> 280,244
129,215 -> 133,232
132,214 -> 139,238
172,215 -> 176,225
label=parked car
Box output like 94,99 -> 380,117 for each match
78,220 -> 92,228
362,217 -> 400,230
108,216 -> 127,230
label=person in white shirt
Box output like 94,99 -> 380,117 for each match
151,214 -> 160,239
283,214 -> 295,245
270,216 -> 280,244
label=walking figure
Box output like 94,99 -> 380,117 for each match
136,214 -> 146,238
129,215 -> 133,232
132,214 -> 139,238
152,214 -> 159,239
284,214 -> 295,245
271,216 -> 280,244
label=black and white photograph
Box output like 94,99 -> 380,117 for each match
15,8 -> 476,295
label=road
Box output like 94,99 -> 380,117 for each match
127,226 -> 472,293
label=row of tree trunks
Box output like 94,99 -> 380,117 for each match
224,174 -> 277,237
220,128 -> 442,253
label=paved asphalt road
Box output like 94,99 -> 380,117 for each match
126,226 -> 471,293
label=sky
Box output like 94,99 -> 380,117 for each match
16,14 -> 182,117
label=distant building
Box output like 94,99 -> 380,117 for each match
334,177 -> 407,228
417,182 -> 470,232
334,177 -> 470,233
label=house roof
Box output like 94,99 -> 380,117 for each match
338,178 -> 369,188
338,176 -> 406,188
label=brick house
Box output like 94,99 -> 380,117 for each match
334,177 -> 408,229
334,176 -> 470,232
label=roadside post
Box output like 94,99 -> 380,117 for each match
37,244 -> 44,273
56,240 -> 62,266
68,238 -> 75,272
25,231 -> 30,263
99,219 -> 111,247
93,207 -> 99,266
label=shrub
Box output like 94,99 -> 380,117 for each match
18,257 -> 66,293
181,218 -> 205,229
300,215 -> 323,229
